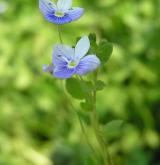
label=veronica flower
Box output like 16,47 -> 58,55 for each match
43,36 -> 100,79
39,0 -> 84,24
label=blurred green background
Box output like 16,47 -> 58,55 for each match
0,0 -> 160,164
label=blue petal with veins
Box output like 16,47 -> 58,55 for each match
39,0 -> 84,24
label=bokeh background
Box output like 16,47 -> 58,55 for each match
0,0 -> 160,164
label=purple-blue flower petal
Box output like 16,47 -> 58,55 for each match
40,5 -> 84,24
44,13 -> 72,24
52,44 -> 74,66
54,66 -> 75,79
75,55 -> 100,75
39,0 -> 56,14
43,7 -> 84,25
67,7 -> 84,22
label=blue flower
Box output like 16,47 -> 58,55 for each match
43,36 -> 100,79
39,0 -> 84,24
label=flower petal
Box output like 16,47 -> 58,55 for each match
44,13 -> 74,24
52,44 -> 74,66
75,36 -> 90,60
39,0 -> 57,14
54,66 -> 75,79
57,0 -> 72,11
75,55 -> 100,75
67,7 -> 84,23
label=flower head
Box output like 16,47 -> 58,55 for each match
43,36 -> 100,79
39,0 -> 84,24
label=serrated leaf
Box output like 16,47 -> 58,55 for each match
97,40 -> 113,65
103,120 -> 125,139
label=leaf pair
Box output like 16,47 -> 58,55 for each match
66,78 -> 106,100
65,78 -> 106,111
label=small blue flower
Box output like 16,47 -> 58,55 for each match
39,0 -> 84,24
43,36 -> 100,79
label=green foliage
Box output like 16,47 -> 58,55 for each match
66,77 -> 106,111
89,33 -> 113,65
95,80 -> 106,91
103,120 -> 125,139
80,99 -> 93,111
65,78 -> 93,100
97,40 -> 113,65
88,33 -> 98,53
66,78 -> 86,99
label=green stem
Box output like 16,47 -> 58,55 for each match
57,25 -> 63,44
62,80 -> 99,163
91,72 -> 113,165
75,110 -> 100,163
92,91 -> 108,164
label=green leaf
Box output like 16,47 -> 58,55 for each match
81,80 -> 94,94
80,97 -> 93,111
65,78 -> 85,99
88,33 -> 98,54
80,102 -> 91,111
97,40 -> 113,65
65,78 -> 93,100
103,120 -> 125,139
95,80 -> 106,91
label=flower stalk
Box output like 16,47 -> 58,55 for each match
75,110 -> 100,163
55,20 -> 112,165
57,25 -> 63,44
91,71 -> 113,165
